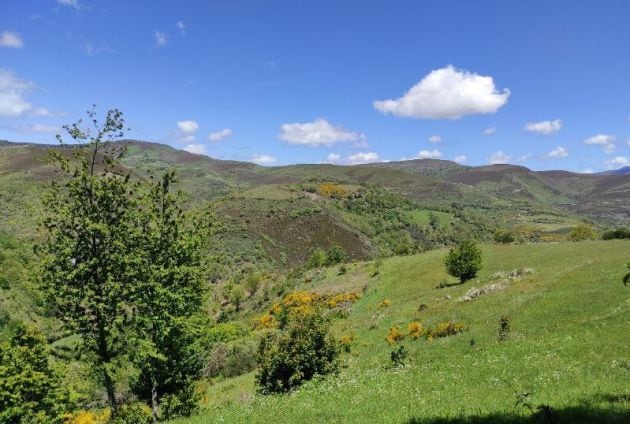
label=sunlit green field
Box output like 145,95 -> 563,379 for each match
174,241 -> 630,423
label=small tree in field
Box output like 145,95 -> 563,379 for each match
569,223 -> 597,241
38,108 -> 135,413
444,240 -> 482,283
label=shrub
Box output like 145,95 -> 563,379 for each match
256,312 -> 339,394
386,326 -> 405,344
0,325 -> 69,424
338,334 -> 356,352
317,182 -> 348,199
389,345 -> 408,367
109,403 -> 152,424
569,223 -> 598,241
326,246 -> 346,265
306,248 -> 327,268
205,340 -> 257,378
624,263 -> 630,287
426,321 -> 467,340
378,299 -> 391,308
407,322 -> 425,340
498,315 -> 511,341
444,240 -> 482,283
602,227 -> 630,240
63,410 -> 110,424
493,228 -> 515,244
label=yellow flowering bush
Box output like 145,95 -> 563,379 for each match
339,334 -> 356,352
427,321 -> 467,340
378,299 -> 391,308
317,182 -> 348,199
64,410 -> 110,424
386,326 -> 405,344
255,291 -> 361,329
407,321 -> 425,340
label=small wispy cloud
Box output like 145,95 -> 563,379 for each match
546,146 -> 569,159
174,120 -> 198,143
57,0 -> 80,9
0,69 -> 51,117
154,31 -> 169,47
453,155 -> 467,164
208,128 -> 233,142
428,135 -> 442,143
482,127 -> 497,135
325,153 -> 341,164
0,31 -> 23,49
416,149 -> 442,159
251,154 -> 277,165
584,134 -> 616,154
605,156 -> 629,168
175,21 -> 186,35
2,123 -> 61,134
487,150 -> 511,164
279,118 -> 364,147
524,119 -> 563,135
183,144 -> 206,155
348,152 -> 380,164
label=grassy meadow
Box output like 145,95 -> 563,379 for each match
174,241 -> 630,423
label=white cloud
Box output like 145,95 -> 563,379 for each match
373,65 -> 510,120
183,144 -> 206,155
416,149 -> 442,159
208,128 -> 233,142
605,156 -> 630,167
453,155 -> 467,164
177,120 -> 199,134
251,154 -> 277,165
482,127 -> 497,135
546,146 -> 569,158
175,21 -> 186,35
175,120 -> 199,142
84,43 -> 116,56
580,168 -> 594,174
515,153 -> 532,163
0,31 -> 23,48
154,31 -> 169,47
3,123 -> 60,134
487,150 -> 512,164
428,135 -> 442,143
348,152 -> 380,164
524,119 -> 563,135
57,0 -> 80,9
279,118 -> 364,147
0,69 -> 51,117
584,134 -> 616,154
326,153 -> 341,164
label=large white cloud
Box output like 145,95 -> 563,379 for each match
416,149 -> 442,159
487,150 -> 512,164
348,152 -> 380,164
584,134 -> 615,154
175,120 -> 199,143
546,146 -> 569,158
251,154 -> 278,165
279,118 -> 364,146
373,65 -> 510,120
208,128 -> 233,142
0,69 -> 50,117
524,119 -> 563,135
0,31 -> 23,48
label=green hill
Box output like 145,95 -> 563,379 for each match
173,240 -> 630,423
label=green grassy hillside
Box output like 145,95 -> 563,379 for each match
174,241 -> 630,423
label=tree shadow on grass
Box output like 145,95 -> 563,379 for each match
405,398 -> 630,424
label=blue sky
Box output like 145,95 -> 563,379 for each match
1,0 -> 629,171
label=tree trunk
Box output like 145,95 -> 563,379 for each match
103,366 -> 117,415
151,382 -> 159,423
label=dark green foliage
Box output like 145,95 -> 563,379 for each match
306,246 -> 347,269
325,245 -> 346,265
389,345 -> 408,367
498,315 -> 511,341
109,402 -> 153,424
0,325 -> 69,423
205,339 -> 257,378
256,312 -> 339,394
444,240 -> 482,283
38,108 -> 135,412
493,228 -> 516,244
602,227 -> 630,240
624,263 -> 630,287
128,171 -> 208,420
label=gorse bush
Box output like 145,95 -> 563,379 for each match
601,227 -> 630,240
493,228 -> 516,244
256,311 -> 339,394
386,326 -> 405,344
426,321 -> 467,341
317,182 -> 348,199
444,240 -> 482,283
569,223 -> 598,241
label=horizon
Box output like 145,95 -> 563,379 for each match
1,0 -> 629,172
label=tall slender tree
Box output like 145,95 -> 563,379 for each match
38,107 -> 136,413
130,171 -> 207,421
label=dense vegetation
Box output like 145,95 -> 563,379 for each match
0,110 -> 629,423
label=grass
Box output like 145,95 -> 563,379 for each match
173,240 -> 630,423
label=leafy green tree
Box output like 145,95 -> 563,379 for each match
306,248 -> 327,269
38,108 -> 135,413
0,324 -> 69,423
569,223 -> 598,241
129,171 -> 208,421
444,240 -> 482,283
256,312 -> 339,394
325,246 -> 346,265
